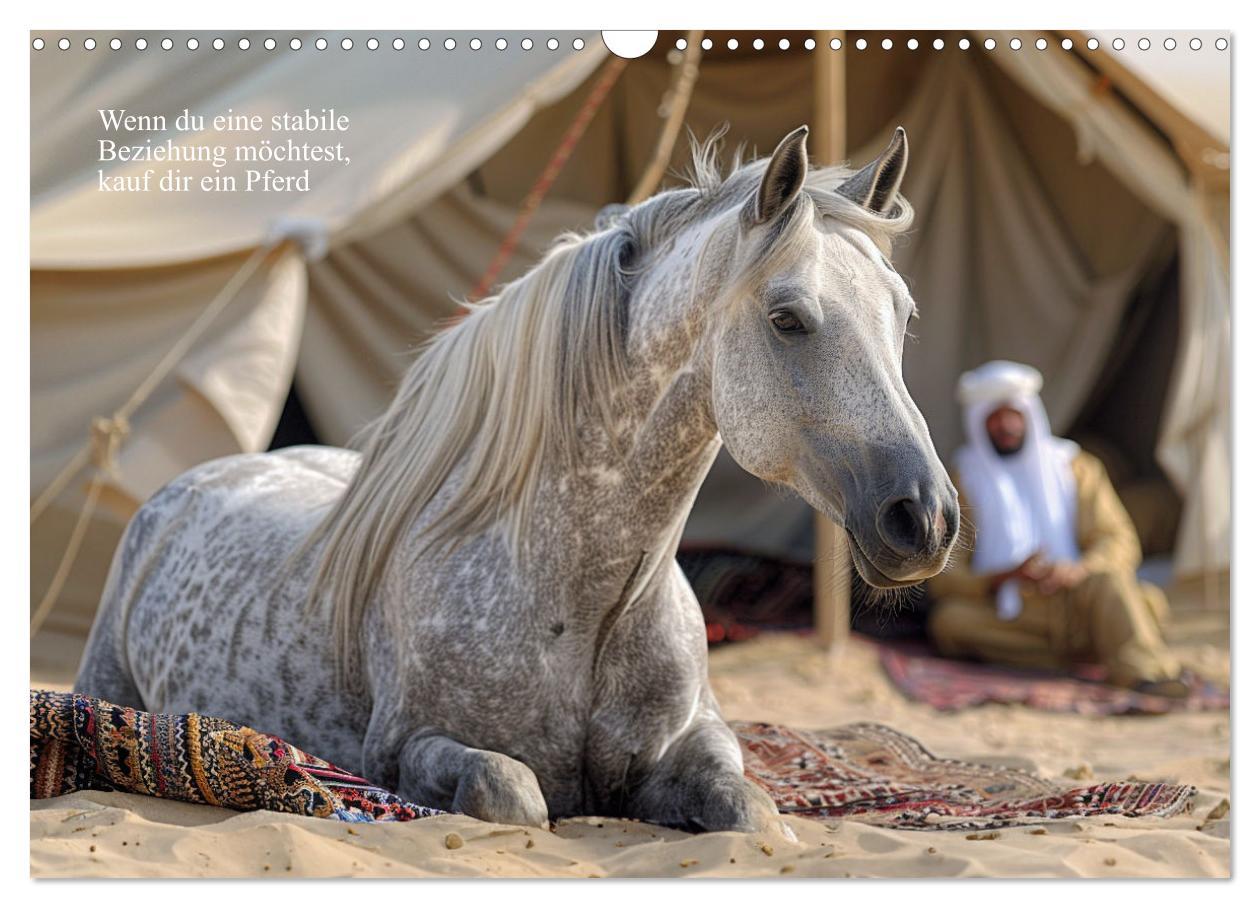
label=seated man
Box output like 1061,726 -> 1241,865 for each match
927,360 -> 1188,697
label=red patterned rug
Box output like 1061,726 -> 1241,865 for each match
879,640 -> 1230,716
735,720 -> 1196,830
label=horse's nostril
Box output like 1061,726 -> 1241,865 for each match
878,497 -> 925,554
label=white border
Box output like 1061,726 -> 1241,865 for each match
7,0 -> 1248,902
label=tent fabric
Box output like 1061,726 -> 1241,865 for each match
30,33 -> 606,631
31,31 -> 607,268
31,246 -> 306,502
1088,31 -> 1231,145
32,32 -> 606,485
988,31 -> 1230,576
300,186 -> 599,444
849,52 -> 1167,453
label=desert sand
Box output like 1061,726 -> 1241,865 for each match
30,595 -> 1230,879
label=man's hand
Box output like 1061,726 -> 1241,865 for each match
1034,561 -> 1087,596
988,553 -> 1049,592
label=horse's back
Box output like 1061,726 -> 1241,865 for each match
76,445 -> 369,765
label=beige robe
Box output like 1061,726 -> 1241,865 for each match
928,451 -> 1181,686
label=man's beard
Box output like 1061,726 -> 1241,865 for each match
993,436 -> 1026,457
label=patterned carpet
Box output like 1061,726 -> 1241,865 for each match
32,690 -> 1196,830
29,690 -> 442,822
879,640 -> 1230,716
735,720 -> 1196,830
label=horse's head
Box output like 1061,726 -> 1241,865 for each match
710,126 -> 958,588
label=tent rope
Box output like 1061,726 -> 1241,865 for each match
31,242 -> 280,526
469,37 -> 706,302
29,418 -> 125,638
627,30 -> 704,205
468,55 -> 630,303
30,240 -> 284,638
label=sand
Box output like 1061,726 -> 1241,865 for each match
30,599 -> 1230,878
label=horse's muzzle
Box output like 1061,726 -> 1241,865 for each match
850,485 -> 959,588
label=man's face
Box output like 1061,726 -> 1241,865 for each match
985,405 -> 1027,456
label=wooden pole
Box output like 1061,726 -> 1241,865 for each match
811,30 -> 851,653
813,31 -> 846,168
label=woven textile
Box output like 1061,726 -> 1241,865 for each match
879,640 -> 1230,715
31,690 -> 1196,831
29,690 -> 442,823
735,720 -> 1197,830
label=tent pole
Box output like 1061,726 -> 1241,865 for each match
811,30 -> 851,654
627,30 -> 704,206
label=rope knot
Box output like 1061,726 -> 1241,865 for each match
90,415 -> 130,479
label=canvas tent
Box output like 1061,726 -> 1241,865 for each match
31,30 -> 1230,644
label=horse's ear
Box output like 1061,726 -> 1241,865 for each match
744,125 -> 809,228
836,127 -> 908,216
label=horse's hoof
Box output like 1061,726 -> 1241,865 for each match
695,776 -> 781,833
452,751 -> 550,828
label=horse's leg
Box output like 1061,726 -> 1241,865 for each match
628,717 -> 780,833
398,734 -> 550,827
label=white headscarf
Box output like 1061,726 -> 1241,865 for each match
955,361 -> 1080,620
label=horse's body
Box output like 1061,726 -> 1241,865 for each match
78,127 -> 958,831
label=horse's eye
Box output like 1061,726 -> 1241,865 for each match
769,310 -> 805,334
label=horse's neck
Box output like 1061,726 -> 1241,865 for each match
427,238 -> 722,609
556,366 -> 718,552
556,250 -> 725,574
506,332 -> 720,620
